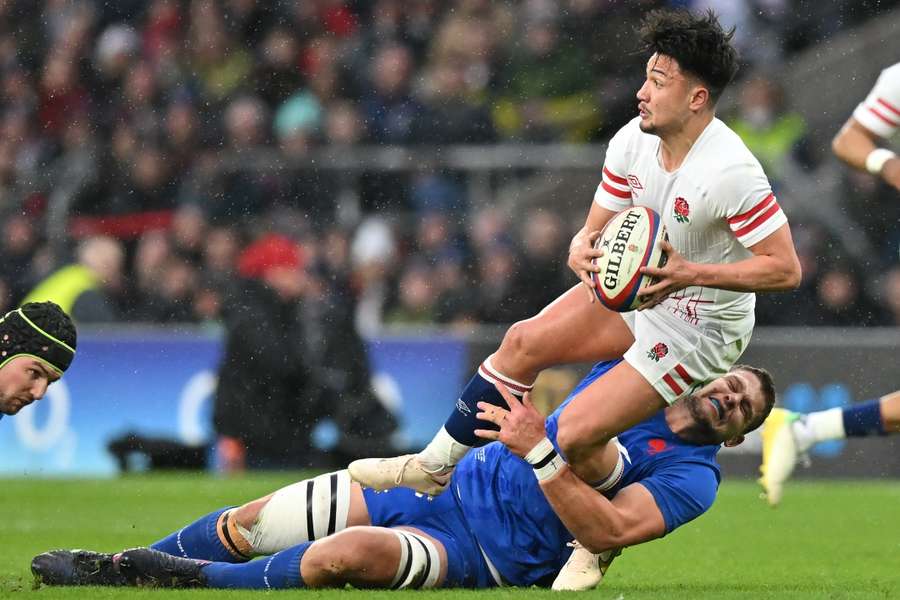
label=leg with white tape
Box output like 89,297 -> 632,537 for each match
220,470 -> 359,558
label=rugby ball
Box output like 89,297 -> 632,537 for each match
590,207 -> 668,312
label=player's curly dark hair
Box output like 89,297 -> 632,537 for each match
731,364 -> 775,434
638,9 -> 738,104
21,301 -> 77,350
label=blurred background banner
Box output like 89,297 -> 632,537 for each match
0,1 -> 898,477
365,333 -> 468,450
0,328 -> 467,476
0,330 -> 222,475
2,326 -> 898,477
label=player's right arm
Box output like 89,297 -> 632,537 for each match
539,470 -> 666,553
567,202 -> 619,301
473,384 -> 667,553
832,62 -> 900,192
832,118 -> 900,191
571,123 -> 635,300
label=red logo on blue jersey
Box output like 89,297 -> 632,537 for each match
647,438 -> 672,455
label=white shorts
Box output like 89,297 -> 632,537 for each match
620,306 -> 753,405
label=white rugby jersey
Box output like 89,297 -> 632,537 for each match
594,117 -> 787,336
853,62 -> 900,139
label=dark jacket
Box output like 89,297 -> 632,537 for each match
212,278 -> 319,467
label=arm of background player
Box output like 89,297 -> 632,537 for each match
832,117 -> 900,191
540,474 -> 665,554
639,222 -> 802,306
568,202 -> 620,300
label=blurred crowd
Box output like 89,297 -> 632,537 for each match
0,0 -> 899,332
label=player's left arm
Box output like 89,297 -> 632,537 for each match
638,158 -> 803,308
638,222 -> 802,306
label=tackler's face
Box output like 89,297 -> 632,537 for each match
685,369 -> 767,446
0,356 -> 60,415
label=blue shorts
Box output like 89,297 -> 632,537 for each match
362,487 -> 498,588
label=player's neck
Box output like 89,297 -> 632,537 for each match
663,403 -> 693,436
664,401 -> 713,444
658,112 -> 714,172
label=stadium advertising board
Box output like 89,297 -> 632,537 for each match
0,330 -> 466,476
1,328 -> 897,477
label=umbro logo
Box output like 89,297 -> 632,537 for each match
627,174 -> 643,190
456,398 -> 471,415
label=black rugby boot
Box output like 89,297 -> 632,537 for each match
117,547 -> 209,588
31,549 -> 126,586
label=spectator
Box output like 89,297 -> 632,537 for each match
509,209 -> 571,315
187,0 -> 252,105
473,241 -> 522,324
253,25 -> 304,109
323,98 -> 365,146
131,229 -> 172,318
201,225 -> 240,280
361,42 -> 423,144
163,98 -> 203,175
432,252 -> 477,326
728,73 -> 816,184
23,235 -> 124,323
811,263 -> 885,327
37,51 -> 89,143
305,225 -> 398,462
415,57 -> 496,146
492,12 -> 598,141
0,214 -> 41,304
213,233 -> 321,470
91,23 -> 140,125
0,0 -> 896,332
358,42 -> 423,212
170,204 -> 207,264
350,216 -> 398,335
880,266 -> 900,326
273,91 -> 323,163
384,260 -> 438,325
149,257 -> 198,323
206,95 -> 277,223
755,223 -> 826,326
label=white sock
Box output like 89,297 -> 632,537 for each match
417,427 -> 471,471
793,407 -> 845,452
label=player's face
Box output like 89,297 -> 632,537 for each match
0,356 -> 60,415
636,54 -> 702,136
683,370 -> 766,445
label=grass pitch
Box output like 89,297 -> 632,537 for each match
3,474 -> 898,599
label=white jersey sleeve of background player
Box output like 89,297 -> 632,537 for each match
594,123 -> 635,212
852,62 -> 900,140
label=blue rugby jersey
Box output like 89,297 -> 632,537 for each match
452,360 -> 721,586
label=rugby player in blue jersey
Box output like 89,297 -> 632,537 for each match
32,360 -> 773,591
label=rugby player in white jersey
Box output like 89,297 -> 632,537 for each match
352,7 -> 801,491
350,9 -> 801,587
760,61 -> 900,506
350,11 -> 800,536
